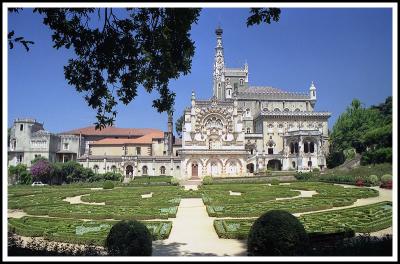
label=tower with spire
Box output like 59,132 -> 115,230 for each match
213,26 -> 225,99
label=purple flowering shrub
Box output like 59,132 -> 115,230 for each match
30,160 -> 53,183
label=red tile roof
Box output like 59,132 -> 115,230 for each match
59,126 -> 162,136
90,131 -> 165,145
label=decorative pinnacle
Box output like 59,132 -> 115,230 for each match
215,25 -> 223,36
191,90 -> 195,100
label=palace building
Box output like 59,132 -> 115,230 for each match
8,27 -> 331,181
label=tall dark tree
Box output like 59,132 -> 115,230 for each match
175,114 -> 184,138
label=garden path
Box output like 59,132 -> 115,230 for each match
152,198 -> 247,256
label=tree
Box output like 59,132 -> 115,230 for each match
175,114 -> 184,138
8,8 -> 280,129
8,164 -> 28,184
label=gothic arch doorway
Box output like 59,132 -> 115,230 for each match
126,165 -> 133,177
191,163 -> 199,179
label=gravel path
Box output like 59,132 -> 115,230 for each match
152,198 -> 247,256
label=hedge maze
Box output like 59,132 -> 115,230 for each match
214,202 -> 392,239
8,216 -> 172,246
204,182 -> 379,217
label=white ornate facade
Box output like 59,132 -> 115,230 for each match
179,27 -> 331,180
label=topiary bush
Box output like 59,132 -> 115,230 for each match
105,220 -> 152,256
367,175 -> 379,186
202,176 -> 213,185
247,210 -> 309,256
380,174 -> 392,184
103,180 -> 115,189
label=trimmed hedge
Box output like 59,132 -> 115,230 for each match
103,180 -> 115,189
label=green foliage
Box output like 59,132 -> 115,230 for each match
247,210 -> 309,256
343,148 -> 356,160
326,151 -> 346,169
295,172 -> 313,181
102,172 -> 123,182
105,220 -> 152,256
270,179 -> 279,185
361,147 -> 392,165
20,171 -> 32,185
175,114 -> 184,138
380,174 -> 392,184
202,176 -> 213,185
103,180 -> 115,189
329,96 -> 392,167
367,175 -> 379,186
246,8 -> 281,26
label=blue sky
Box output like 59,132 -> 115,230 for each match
7,8 -> 393,133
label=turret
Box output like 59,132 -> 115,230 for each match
309,81 -> 317,107
213,26 -> 225,100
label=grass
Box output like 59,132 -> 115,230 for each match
8,216 -> 172,246
214,202 -> 392,239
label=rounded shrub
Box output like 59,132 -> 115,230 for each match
247,210 -> 309,256
202,176 -> 213,185
380,174 -> 392,184
367,175 -> 379,186
105,220 -> 152,256
103,180 -> 115,189
270,179 -> 280,185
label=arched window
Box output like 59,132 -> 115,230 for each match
142,166 -> 148,175
93,165 -> 99,174
240,79 -> 244,85
310,142 -> 315,153
292,161 -> 296,168
160,166 -> 166,175
111,165 -> 117,172
246,127 -> 251,134
274,108 -> 280,112
304,142 -> 309,153
294,142 -> 299,153
290,143 -> 294,154
308,160 -> 312,168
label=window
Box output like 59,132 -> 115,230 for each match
17,155 -> 23,163
142,166 -> 148,175
290,143 -> 294,154
176,165 -> 180,169
304,142 -> 309,153
308,161 -> 312,168
20,124 -> 24,131
310,142 -> 315,153
240,79 -> 244,85
263,108 -> 268,112
246,128 -> 251,134
295,108 -> 301,112
136,147 -> 141,155
292,161 -> 296,168
294,142 -> 299,153
63,143 -> 69,150
274,108 -> 280,112
163,151 -> 166,155
34,154 -> 41,159
284,108 -> 290,112
246,108 -> 251,117
160,166 -> 166,175
268,148 -> 273,154
93,165 -> 99,173
313,91 -> 315,96
228,89 -> 231,96
111,165 -> 117,172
